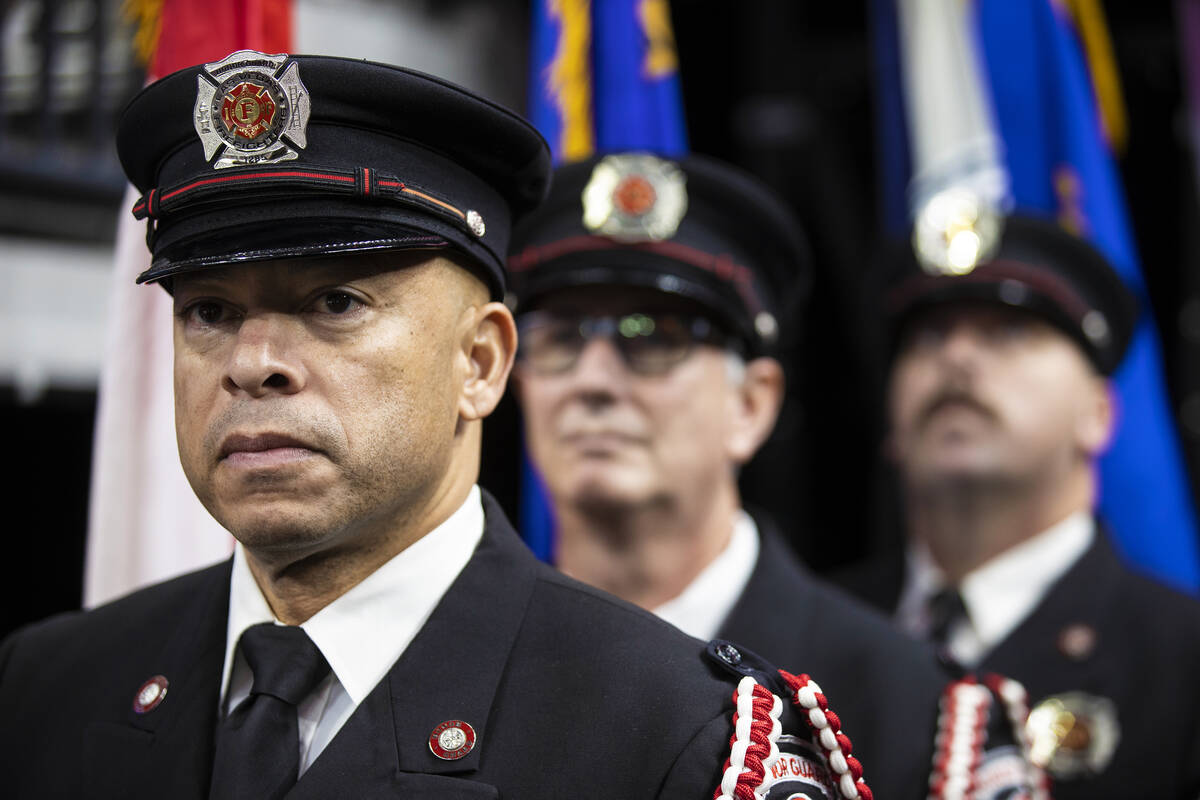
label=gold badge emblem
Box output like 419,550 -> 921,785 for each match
221,81 -> 277,140
1026,692 -> 1119,779
194,50 -> 310,169
582,153 -> 687,242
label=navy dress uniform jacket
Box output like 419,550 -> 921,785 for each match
719,516 -> 945,800
0,495 -> 781,799
838,527 -> 1200,799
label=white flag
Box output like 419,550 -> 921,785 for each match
83,186 -> 232,608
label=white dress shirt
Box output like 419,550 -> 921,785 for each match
895,510 -> 1095,667
220,485 -> 485,774
653,510 -> 761,641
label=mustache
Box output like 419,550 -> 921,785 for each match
554,407 -> 648,442
202,403 -> 343,461
916,385 -> 997,429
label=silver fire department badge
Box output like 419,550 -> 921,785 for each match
193,50 -> 310,169
582,153 -> 687,242
1026,692 -> 1119,780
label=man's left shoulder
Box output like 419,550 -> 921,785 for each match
509,565 -> 876,799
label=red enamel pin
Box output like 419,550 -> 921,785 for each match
132,675 -> 169,714
220,81 -> 279,141
428,719 -> 476,760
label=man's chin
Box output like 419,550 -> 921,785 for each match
907,457 -> 1008,492
215,505 -> 340,554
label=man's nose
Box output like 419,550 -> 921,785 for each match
567,337 -> 631,406
222,313 -> 307,397
937,321 -> 985,368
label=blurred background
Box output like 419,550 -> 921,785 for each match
2,0 -> 1196,639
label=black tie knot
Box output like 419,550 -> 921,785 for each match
239,622 -> 330,706
927,586 -> 968,646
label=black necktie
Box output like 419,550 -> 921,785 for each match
927,586 -> 968,648
210,623 -> 331,800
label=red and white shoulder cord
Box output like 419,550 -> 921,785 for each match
713,670 -> 874,800
928,673 -> 1051,800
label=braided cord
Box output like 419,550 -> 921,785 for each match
714,676 -> 784,799
928,674 -> 1051,800
778,670 -> 874,800
929,677 -> 990,800
982,674 -> 1052,800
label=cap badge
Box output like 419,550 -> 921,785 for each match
132,674 -> 169,714
1026,692 -> 1119,779
194,50 -> 310,170
582,153 -> 687,242
428,719 -> 477,760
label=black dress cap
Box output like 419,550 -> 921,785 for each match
117,50 -> 552,297
507,152 -> 812,354
882,213 -> 1138,375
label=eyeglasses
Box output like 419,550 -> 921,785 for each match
517,310 -> 737,375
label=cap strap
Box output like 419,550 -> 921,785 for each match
131,166 -> 470,230
511,234 -> 765,317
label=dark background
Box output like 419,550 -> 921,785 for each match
4,1 -> 1197,640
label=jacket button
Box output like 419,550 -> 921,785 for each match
716,643 -> 742,666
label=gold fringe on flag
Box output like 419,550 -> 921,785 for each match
1062,0 -> 1129,153
638,0 -> 680,79
122,0 -> 166,67
548,0 -> 595,163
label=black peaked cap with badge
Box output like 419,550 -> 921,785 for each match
116,50 -> 552,297
507,152 -> 813,356
881,213 -> 1138,375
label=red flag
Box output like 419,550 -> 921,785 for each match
152,0 -> 292,78
84,0 -> 293,606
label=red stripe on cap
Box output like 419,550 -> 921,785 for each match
887,259 -> 1093,324
160,170 -> 356,202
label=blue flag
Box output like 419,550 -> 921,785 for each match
874,0 -> 1200,592
520,0 -> 689,559
976,0 -> 1200,593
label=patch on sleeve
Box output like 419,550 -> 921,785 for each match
761,735 -> 838,800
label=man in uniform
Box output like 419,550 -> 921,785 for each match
0,53 -> 868,800
841,213 -> 1200,797
508,152 -> 955,799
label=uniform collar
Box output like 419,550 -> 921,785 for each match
221,485 -> 485,706
898,510 -> 1095,665
653,509 -> 760,640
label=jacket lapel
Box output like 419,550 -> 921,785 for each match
719,515 -> 819,644
981,531 -> 1116,694
292,494 -> 537,797
85,561 -> 231,800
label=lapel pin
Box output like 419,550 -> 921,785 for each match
132,675 -> 169,714
429,719 -> 477,760
1057,623 -> 1098,661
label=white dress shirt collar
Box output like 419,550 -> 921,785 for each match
897,510 -> 1094,666
221,483 -> 484,715
652,510 -> 760,641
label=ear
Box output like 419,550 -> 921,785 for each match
726,356 -> 785,465
458,301 -> 518,421
1075,373 -> 1116,457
